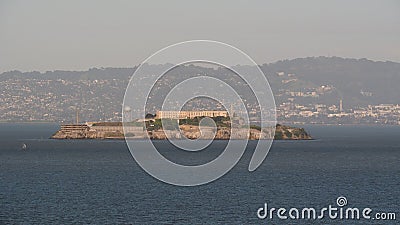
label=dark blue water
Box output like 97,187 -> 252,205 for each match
0,123 -> 399,224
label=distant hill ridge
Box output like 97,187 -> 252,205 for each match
2,56 -> 399,79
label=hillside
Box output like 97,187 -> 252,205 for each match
261,57 -> 400,107
1,57 -> 399,122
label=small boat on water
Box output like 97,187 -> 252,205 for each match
21,143 -> 27,150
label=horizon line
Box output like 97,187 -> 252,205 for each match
1,55 -> 399,74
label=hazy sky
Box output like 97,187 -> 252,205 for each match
0,0 -> 399,72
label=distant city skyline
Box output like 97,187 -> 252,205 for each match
1,58 -> 399,125
1,0 -> 399,72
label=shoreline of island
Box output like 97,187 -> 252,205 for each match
50,122 -> 312,140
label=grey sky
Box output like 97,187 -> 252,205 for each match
0,0 -> 399,72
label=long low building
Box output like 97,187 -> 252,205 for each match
54,122 -> 146,139
60,124 -> 89,133
155,110 -> 229,119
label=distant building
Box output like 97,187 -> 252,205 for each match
339,99 -> 343,112
60,124 -> 89,133
155,110 -> 229,119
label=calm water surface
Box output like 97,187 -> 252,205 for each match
0,123 -> 399,224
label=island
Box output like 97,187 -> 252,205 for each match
51,121 -> 312,140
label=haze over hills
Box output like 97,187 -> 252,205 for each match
1,56 -> 399,123
261,57 -> 400,107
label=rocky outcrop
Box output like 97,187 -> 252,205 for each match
274,124 -> 312,140
51,130 -> 87,139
